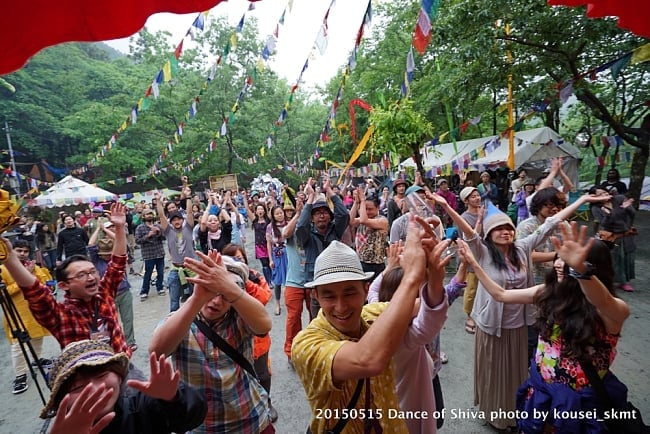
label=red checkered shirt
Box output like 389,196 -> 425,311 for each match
21,254 -> 131,357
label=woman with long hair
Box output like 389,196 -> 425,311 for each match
433,190 -> 607,431
266,205 -> 288,315
458,222 -> 630,433
251,204 -> 272,286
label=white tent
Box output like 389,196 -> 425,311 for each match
31,175 -> 117,208
118,188 -> 180,202
399,127 -> 581,181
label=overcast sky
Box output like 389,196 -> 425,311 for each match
106,0 -> 371,86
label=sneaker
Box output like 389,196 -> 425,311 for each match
621,283 -> 634,292
268,399 -> 279,423
12,375 -> 28,394
180,294 -> 190,303
31,358 -> 53,368
440,351 -> 449,364
140,293 -> 148,301
129,268 -> 135,275
157,289 -> 166,296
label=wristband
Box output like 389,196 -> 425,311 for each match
568,261 -> 594,280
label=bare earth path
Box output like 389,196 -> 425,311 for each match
1,213 -> 648,433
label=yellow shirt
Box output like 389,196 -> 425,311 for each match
292,303 -> 408,434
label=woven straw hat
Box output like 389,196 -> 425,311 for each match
304,241 -> 374,288
41,340 -> 128,418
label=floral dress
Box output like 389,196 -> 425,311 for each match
534,324 -> 619,390
266,222 -> 288,287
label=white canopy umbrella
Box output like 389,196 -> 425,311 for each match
31,175 -> 117,208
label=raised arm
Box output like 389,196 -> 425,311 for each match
155,191 -> 169,231
552,222 -> 629,334
282,200 -> 303,239
108,202 -> 127,257
457,239 -> 541,304
331,215 -> 427,382
427,191 -> 475,238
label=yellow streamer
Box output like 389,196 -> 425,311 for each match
337,125 -> 374,185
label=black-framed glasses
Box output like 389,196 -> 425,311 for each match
68,269 -> 99,281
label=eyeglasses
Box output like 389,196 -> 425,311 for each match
67,269 -> 99,281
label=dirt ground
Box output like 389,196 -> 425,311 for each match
0,213 -> 648,433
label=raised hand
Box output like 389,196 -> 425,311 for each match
184,250 -> 240,301
457,239 -> 479,268
551,221 -> 593,270
385,241 -> 403,272
49,383 -> 116,434
109,202 -> 127,227
127,352 -> 180,402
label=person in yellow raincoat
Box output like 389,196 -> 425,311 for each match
1,238 -> 53,395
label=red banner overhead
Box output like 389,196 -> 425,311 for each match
547,0 -> 650,39
0,0 -> 231,75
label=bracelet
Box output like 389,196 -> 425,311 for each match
568,261 -> 594,280
227,289 -> 245,304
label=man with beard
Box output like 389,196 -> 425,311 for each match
1,202 -> 133,357
296,176 -> 350,319
135,209 -> 166,300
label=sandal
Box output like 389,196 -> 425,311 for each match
129,344 -> 138,352
465,318 -> 476,334
274,306 -> 281,316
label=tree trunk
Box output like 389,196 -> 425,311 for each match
628,115 -> 650,209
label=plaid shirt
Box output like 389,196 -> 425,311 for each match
134,222 -> 166,260
172,314 -> 270,434
21,254 -> 131,357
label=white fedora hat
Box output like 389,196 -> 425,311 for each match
305,241 -> 374,288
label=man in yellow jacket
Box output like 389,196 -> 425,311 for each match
1,238 -> 53,394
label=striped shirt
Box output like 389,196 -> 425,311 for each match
172,313 -> 271,434
20,254 -> 131,357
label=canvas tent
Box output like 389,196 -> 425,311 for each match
400,127 -> 581,183
118,188 -> 181,202
31,175 -> 117,208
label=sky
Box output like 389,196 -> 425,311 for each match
105,0 -> 372,87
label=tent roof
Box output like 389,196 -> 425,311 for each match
400,127 -> 580,171
31,175 -> 117,208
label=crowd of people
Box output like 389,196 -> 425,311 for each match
0,162 -> 642,433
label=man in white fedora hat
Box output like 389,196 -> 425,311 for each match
292,216 -> 451,434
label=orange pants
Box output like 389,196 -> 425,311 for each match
284,286 -> 312,358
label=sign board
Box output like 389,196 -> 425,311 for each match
209,174 -> 238,192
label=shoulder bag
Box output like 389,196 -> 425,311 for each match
193,317 -> 258,380
578,356 -> 649,433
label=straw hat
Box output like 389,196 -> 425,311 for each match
41,340 -> 128,418
304,241 -> 374,288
